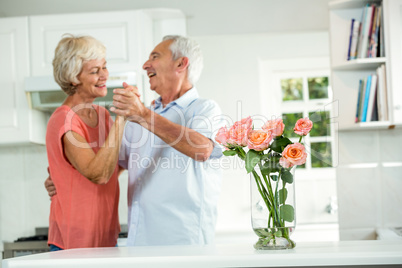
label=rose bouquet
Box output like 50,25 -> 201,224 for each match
215,116 -> 313,249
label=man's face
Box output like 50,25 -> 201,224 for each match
143,40 -> 177,95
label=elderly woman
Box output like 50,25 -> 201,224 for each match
45,34 -> 126,251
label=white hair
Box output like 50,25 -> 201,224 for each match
53,34 -> 106,95
163,35 -> 203,85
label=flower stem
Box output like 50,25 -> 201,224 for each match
252,170 -> 271,212
257,163 -> 282,228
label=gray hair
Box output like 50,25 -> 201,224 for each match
163,35 -> 203,85
52,34 -> 106,95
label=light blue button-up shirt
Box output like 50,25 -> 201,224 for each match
119,88 -> 223,246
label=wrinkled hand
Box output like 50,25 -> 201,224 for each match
44,175 -> 56,198
110,82 -> 149,124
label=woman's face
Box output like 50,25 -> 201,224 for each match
76,58 -> 109,99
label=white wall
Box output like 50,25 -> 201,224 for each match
195,31 -> 330,119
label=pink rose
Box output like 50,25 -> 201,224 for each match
279,143 -> 307,168
294,117 -> 313,136
279,157 -> 293,168
247,130 -> 273,151
215,126 -> 229,146
262,118 -> 285,137
239,116 -> 253,129
227,116 -> 253,147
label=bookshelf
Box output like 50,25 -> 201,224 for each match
329,0 -> 402,130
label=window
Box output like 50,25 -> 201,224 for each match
280,71 -> 334,170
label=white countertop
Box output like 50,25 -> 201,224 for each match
2,240 -> 402,268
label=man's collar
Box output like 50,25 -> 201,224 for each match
154,88 -> 199,110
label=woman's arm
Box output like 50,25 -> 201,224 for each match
63,115 -> 126,184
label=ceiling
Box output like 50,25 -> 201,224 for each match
0,0 -> 331,36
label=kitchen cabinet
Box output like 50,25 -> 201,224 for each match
328,0 -> 402,130
29,10 -> 142,77
0,17 -> 47,145
0,9 -> 186,145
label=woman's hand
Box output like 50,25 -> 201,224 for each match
44,175 -> 57,198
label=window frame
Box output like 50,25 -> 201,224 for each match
281,72 -> 336,176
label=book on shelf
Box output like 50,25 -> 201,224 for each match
348,19 -> 361,60
379,6 -> 385,57
366,73 -> 377,122
376,64 -> 388,121
361,74 -> 372,122
358,78 -> 367,122
355,79 -> 364,123
355,64 -> 388,123
358,4 -> 373,59
348,3 -> 382,60
347,18 -> 354,60
369,6 -> 382,58
370,89 -> 379,121
366,4 -> 377,58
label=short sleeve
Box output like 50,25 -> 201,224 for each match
61,107 -> 87,139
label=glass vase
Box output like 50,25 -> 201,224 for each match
250,167 -> 296,250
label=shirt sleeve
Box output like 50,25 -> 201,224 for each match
187,99 -> 224,159
61,108 -> 86,138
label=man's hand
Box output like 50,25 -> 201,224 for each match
44,175 -> 57,198
110,82 -> 149,124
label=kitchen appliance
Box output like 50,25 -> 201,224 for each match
2,225 -> 128,259
25,72 -> 137,112
2,227 -> 49,259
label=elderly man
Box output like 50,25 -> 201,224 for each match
110,35 -> 223,246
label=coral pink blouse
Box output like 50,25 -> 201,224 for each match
46,105 -> 120,249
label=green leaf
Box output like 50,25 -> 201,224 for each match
279,188 -> 288,204
274,230 -> 283,237
245,150 -> 261,173
270,136 -> 292,153
270,174 -> 278,181
270,155 -> 281,172
234,147 -> 246,160
261,155 -> 281,176
262,238 -> 270,246
255,229 -> 272,237
279,204 -> 294,222
222,150 -> 237,156
281,169 -> 293,184
260,162 -> 271,176
261,154 -> 270,161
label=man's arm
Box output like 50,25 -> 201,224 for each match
143,109 -> 214,161
44,165 -> 127,198
111,89 -> 214,162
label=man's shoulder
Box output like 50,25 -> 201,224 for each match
189,98 -> 221,112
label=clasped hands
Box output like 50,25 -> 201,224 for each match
110,82 -> 148,123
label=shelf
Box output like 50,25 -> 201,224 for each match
329,0 -> 381,10
332,57 -> 386,71
339,121 -> 393,131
